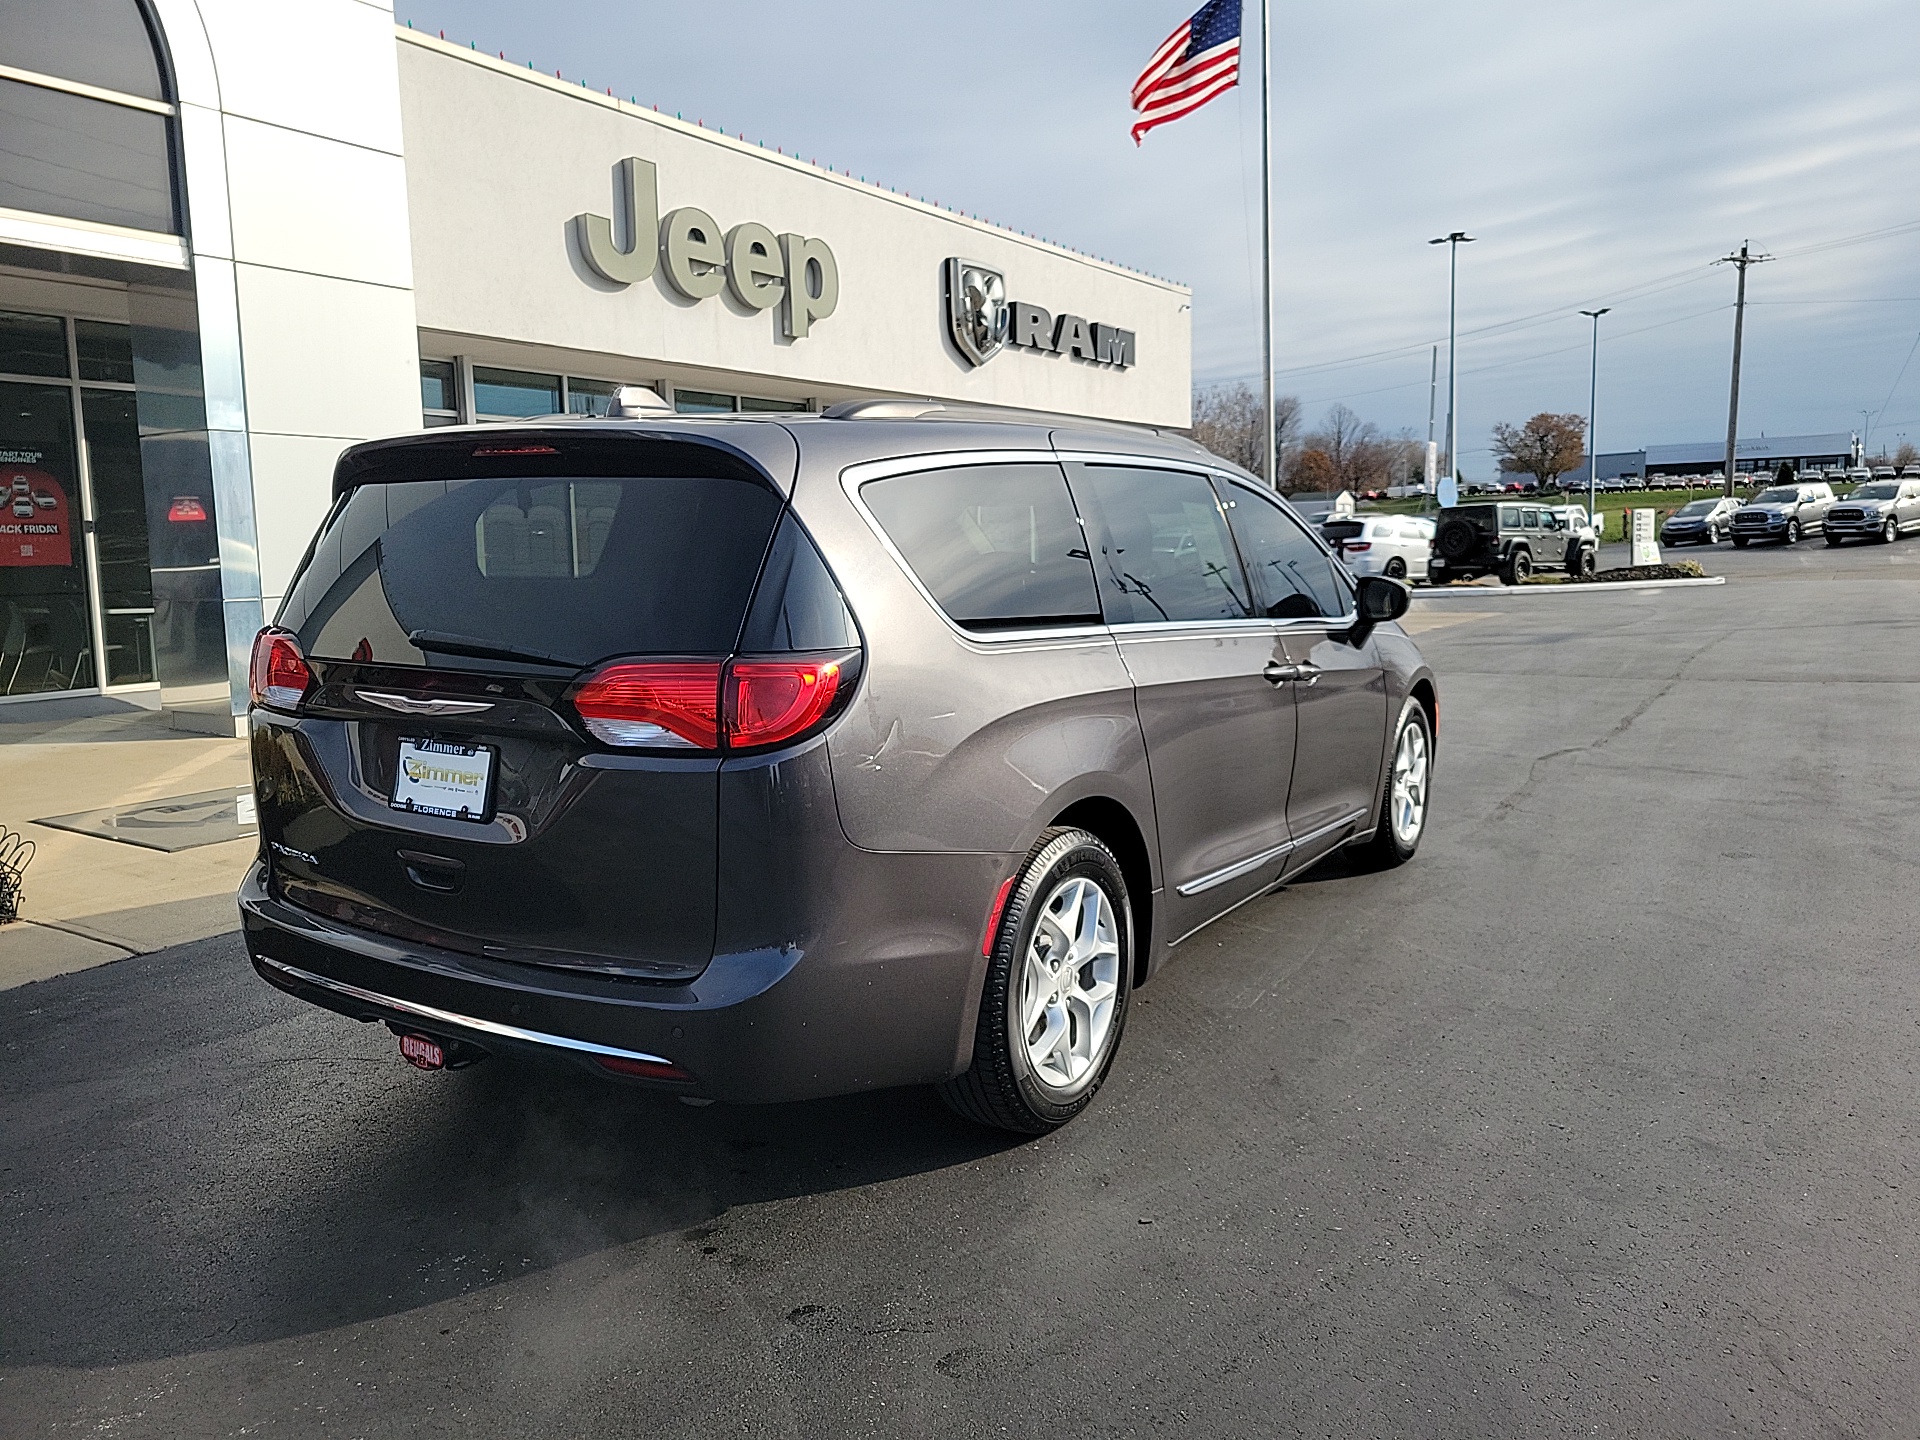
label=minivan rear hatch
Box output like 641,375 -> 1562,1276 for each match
252,430 -> 804,980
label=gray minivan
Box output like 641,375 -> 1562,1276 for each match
241,399 -> 1437,1133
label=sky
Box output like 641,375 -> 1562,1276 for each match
393,1 -> 1920,479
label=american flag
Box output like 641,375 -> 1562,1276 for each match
1130,0 -> 1243,144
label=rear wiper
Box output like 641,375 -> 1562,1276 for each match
407,629 -> 582,669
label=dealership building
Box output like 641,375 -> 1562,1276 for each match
0,2 -> 1191,728
1574,432 -> 1861,486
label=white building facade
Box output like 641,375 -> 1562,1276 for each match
0,2 -> 1191,729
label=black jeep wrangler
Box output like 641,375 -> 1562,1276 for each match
1428,501 -> 1597,585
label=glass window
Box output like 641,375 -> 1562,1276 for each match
738,513 -> 857,652
280,473 -> 786,668
80,387 -> 153,684
0,0 -> 168,101
1499,505 -> 1520,527
0,381 -> 94,694
739,395 -> 808,413
674,389 -> 737,415
471,366 -> 559,420
419,359 -> 457,418
0,79 -> 176,233
1070,465 -> 1250,625
75,320 -> 134,383
1218,481 -> 1348,620
861,463 -> 1100,630
566,377 -> 620,416
0,312 -> 69,378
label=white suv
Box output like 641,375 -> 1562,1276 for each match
1319,514 -> 1434,582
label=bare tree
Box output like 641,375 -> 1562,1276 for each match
1491,412 -> 1587,490
1190,381 -> 1301,484
1895,441 -> 1918,467
1287,403 -> 1401,493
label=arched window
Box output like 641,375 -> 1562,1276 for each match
0,0 -> 178,234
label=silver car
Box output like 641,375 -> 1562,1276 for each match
240,400 -> 1437,1133
1824,480 -> 1920,544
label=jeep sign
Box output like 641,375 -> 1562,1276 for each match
574,157 -> 839,339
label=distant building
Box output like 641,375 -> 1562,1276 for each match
1570,433 -> 1859,486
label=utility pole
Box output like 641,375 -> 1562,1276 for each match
1425,344 -> 1438,512
1430,232 -> 1476,505
1258,0 -> 1275,488
1581,308 -> 1610,531
1715,241 -> 1772,498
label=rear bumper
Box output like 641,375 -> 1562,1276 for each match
240,842 -> 1006,1104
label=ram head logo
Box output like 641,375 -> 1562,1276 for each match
945,258 -> 1008,367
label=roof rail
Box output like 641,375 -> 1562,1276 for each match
819,396 -> 1180,439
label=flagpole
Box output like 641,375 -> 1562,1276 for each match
1259,0 -> 1275,488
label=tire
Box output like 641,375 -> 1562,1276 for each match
1349,698 -> 1433,872
1733,536 -> 1749,548
1884,518 -> 1899,544
1572,546 -> 1597,579
1501,549 -> 1532,585
1384,557 -> 1408,580
1784,519 -> 1801,545
938,828 -> 1133,1135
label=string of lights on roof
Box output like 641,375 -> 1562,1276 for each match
402,22 -> 1183,288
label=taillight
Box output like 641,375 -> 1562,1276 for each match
1344,541 -> 1371,552
724,656 -> 845,749
166,495 -> 208,522
571,660 -> 722,748
249,628 -> 312,712
570,652 -> 855,752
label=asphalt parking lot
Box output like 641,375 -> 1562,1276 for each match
4,537 -> 1917,1438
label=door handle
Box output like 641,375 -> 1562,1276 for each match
1263,661 -> 1300,685
1293,663 -> 1321,687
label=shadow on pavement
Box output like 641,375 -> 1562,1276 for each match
0,934 -> 1020,1370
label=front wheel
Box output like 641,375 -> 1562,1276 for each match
1350,699 -> 1433,871
1784,519 -> 1801,545
938,828 -> 1132,1135
1884,518 -> 1900,544
1571,546 -> 1597,579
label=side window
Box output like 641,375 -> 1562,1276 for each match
737,512 -> 858,652
1068,465 -> 1251,624
1217,481 -> 1347,620
1499,505 -> 1521,527
860,462 -> 1100,630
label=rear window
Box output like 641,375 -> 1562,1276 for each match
1320,519 -> 1365,541
278,474 -> 784,667
861,462 -> 1100,630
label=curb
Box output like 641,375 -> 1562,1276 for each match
1412,576 -> 1727,598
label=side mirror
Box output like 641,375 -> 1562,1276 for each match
1355,574 -> 1410,625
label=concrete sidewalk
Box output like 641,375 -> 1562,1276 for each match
0,697 -> 253,989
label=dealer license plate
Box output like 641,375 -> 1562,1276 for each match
390,737 -> 494,821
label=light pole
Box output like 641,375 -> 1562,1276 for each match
1859,408 -> 1873,464
1581,307 -> 1610,539
1430,232 -> 1476,505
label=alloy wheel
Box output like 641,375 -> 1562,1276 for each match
1885,518 -> 1899,543
1390,720 -> 1429,847
1019,876 -> 1121,1091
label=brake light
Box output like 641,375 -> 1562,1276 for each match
724,657 -> 844,748
249,628 -> 312,712
167,495 -> 208,522
595,1054 -> 694,1082
571,660 -> 722,748
1343,541 -> 1372,552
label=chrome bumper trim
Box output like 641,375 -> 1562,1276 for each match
255,954 -> 676,1067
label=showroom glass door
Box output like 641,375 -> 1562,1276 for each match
0,310 -> 154,698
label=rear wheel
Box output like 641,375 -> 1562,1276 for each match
938,828 -> 1132,1135
1501,549 -> 1532,585
1384,556 -> 1408,579
1350,699 -> 1432,871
